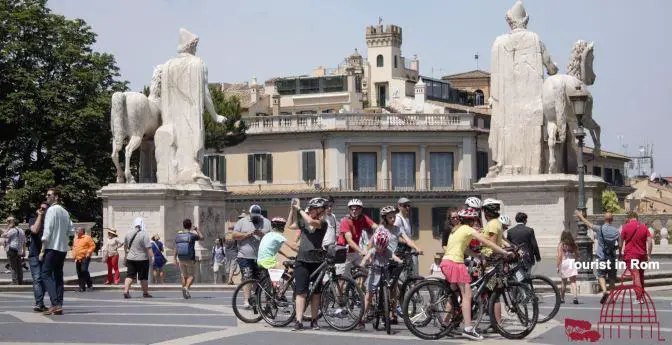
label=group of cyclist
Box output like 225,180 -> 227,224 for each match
234,194 -> 537,340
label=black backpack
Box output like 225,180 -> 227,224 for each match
599,225 -> 616,259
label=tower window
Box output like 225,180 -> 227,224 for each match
376,54 -> 384,67
394,55 -> 398,68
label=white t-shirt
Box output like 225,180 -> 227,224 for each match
430,263 -> 443,278
322,213 -> 337,248
394,213 -> 412,238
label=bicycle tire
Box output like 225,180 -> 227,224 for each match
399,276 -> 425,318
529,275 -> 560,323
488,281 -> 538,340
383,285 -> 391,335
320,276 -> 365,332
259,276 -> 296,327
401,279 -> 454,340
232,279 -> 263,323
372,290 -> 381,330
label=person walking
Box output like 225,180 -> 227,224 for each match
2,216 -> 26,285
40,188 -> 74,315
102,228 -> 123,285
212,238 -> 226,284
150,233 -> 166,284
28,203 -> 49,311
576,211 -> 620,303
122,217 -> 153,299
506,212 -> 542,270
174,219 -> 203,299
72,227 -> 95,292
223,222 -> 240,284
620,211 -> 653,303
557,231 -> 579,304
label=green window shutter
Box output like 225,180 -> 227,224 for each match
203,156 -> 210,177
218,156 -> 226,184
307,151 -> 316,181
410,207 -> 420,239
247,155 -> 254,183
266,154 -> 273,183
302,151 -> 309,181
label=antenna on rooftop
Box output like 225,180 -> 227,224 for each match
475,52 -> 479,70
378,16 -> 383,25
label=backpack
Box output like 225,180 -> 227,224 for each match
175,231 -> 195,260
599,225 -> 616,259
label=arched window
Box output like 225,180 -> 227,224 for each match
376,54 -> 384,67
394,55 -> 398,68
475,89 -> 485,106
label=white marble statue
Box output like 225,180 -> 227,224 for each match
488,0 -> 558,177
110,65 -> 163,183
543,40 -> 600,173
154,28 -> 226,186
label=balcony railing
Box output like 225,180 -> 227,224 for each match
245,113 -> 475,134
226,178 -> 474,194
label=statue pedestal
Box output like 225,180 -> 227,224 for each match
475,174 -> 606,259
98,183 -> 229,283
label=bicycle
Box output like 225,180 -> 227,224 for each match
508,261 -> 560,324
402,249 -> 538,340
364,264 -> 392,334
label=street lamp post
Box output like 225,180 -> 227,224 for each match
569,85 -> 594,280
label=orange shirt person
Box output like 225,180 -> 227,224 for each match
72,227 -> 96,292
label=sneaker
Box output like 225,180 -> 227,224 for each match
600,293 -> 609,304
185,289 -> 191,299
292,321 -> 304,331
143,293 -> 153,298
560,299 -> 565,304
104,281 -> 111,285
43,306 -> 63,315
243,302 -> 252,310
573,298 -> 579,305
462,327 -> 484,340
123,292 -> 131,299
310,319 -> 320,330
33,305 -> 48,312
182,287 -> 188,299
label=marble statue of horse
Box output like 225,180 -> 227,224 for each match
543,40 -> 600,173
110,65 -> 162,183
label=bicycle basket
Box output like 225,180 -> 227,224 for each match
326,244 -> 348,264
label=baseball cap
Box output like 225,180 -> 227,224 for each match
249,204 -> 263,216
397,197 -> 411,205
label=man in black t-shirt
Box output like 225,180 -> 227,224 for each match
286,197 -> 328,331
28,202 -> 49,312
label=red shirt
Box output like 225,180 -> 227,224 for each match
621,219 -> 652,260
339,215 -> 375,252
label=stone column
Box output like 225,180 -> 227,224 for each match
381,144 -> 388,190
461,136 -> 475,188
419,144 -> 427,190
139,140 -> 157,183
272,95 -> 280,116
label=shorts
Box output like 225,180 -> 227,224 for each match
257,257 -> 277,270
126,259 -> 150,281
335,252 -> 361,277
237,258 -> 260,280
596,258 -> 616,281
294,261 -> 322,295
366,266 -> 384,292
440,259 -> 470,284
178,259 -> 196,278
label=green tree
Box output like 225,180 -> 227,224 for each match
0,0 -> 127,223
204,85 -> 247,153
602,189 -> 624,213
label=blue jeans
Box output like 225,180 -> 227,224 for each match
28,256 -> 45,307
41,249 -> 66,307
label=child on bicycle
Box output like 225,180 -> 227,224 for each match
257,217 -> 298,272
359,225 -> 402,329
442,207 -> 512,341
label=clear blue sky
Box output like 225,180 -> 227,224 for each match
49,0 -> 671,174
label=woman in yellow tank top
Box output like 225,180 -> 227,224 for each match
439,207 -> 511,340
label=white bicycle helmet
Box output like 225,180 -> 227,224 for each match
465,197 -> 482,209
347,198 -> 364,207
483,198 -> 502,207
498,215 -> 511,227
307,197 -> 327,209
379,205 -> 398,217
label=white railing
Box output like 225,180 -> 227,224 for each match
245,113 -> 474,134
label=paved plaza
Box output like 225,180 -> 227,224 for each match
1,289 -> 672,345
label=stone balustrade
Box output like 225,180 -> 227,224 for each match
244,113 -> 476,134
587,213 -> 672,252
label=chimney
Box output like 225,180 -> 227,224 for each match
272,94 -> 280,116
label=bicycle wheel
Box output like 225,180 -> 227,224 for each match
402,279 -> 455,340
259,275 -> 296,327
372,290 -> 381,330
488,281 -> 538,340
529,275 -> 560,323
232,279 -> 263,323
383,285 -> 391,335
321,276 -> 365,331
399,276 -> 425,318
